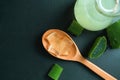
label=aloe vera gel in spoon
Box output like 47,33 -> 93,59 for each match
74,0 -> 120,31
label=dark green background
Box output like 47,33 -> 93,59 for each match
0,0 -> 120,80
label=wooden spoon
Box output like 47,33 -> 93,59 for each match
42,29 -> 117,80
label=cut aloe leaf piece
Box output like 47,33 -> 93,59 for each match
48,64 -> 63,80
88,36 -> 107,59
68,20 -> 84,36
106,20 -> 120,48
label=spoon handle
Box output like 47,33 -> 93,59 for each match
78,59 -> 117,80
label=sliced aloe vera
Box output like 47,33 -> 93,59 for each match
48,64 -> 63,80
88,36 -> 107,59
68,20 -> 84,36
106,20 -> 120,48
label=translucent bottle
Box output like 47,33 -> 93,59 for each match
74,0 -> 120,31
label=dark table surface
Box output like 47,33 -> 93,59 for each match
0,0 -> 120,80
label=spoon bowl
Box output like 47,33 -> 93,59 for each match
42,29 -> 117,80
